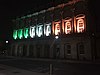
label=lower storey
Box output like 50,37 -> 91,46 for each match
9,37 -> 92,60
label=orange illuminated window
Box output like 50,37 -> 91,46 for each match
64,21 -> 72,34
54,22 -> 61,35
76,15 -> 85,33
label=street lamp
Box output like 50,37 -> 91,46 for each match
6,40 -> 8,44
55,35 -> 59,39
49,35 -> 59,75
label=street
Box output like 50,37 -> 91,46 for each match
0,56 -> 100,75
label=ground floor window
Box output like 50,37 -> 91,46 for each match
66,44 -> 71,54
78,43 -> 85,54
64,43 -> 71,58
65,44 -> 71,54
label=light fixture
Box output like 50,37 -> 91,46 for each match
55,36 -> 59,39
6,41 -> 8,44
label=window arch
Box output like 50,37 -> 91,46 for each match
76,14 -> 86,33
63,18 -> 72,34
53,21 -> 61,35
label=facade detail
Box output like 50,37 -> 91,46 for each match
9,0 -> 100,61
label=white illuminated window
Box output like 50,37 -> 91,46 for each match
30,26 -> 35,38
55,23 -> 60,35
44,23 -> 51,36
36,25 -> 43,37
65,20 -> 72,34
76,16 -> 85,33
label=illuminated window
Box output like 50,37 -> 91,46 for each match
54,22 -> 61,35
64,20 -> 72,34
44,23 -> 51,36
36,25 -> 43,37
76,15 -> 85,33
24,28 -> 29,38
30,26 -> 35,38
18,29 -> 23,39
13,30 -> 17,39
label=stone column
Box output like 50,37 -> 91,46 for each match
26,44 -> 29,57
60,44 -> 64,59
34,44 -> 37,58
42,45 -> 44,58
15,44 -> 18,56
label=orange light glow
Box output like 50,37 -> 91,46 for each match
52,22 -> 55,35
62,20 -> 64,33
62,18 -> 72,34
55,23 -> 60,35
77,18 -> 84,33
65,21 -> 71,34
75,14 -> 85,33
74,17 -> 77,33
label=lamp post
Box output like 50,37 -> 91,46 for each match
55,35 -> 59,39
49,35 -> 59,75
5,40 -> 9,56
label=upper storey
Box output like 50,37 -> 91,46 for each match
12,0 -> 90,40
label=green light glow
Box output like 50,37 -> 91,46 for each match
24,28 -> 29,38
18,29 -> 23,39
13,30 -> 17,39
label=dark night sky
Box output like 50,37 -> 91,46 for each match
0,0 -> 99,41
0,0 -> 54,40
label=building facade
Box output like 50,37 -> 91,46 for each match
9,0 -> 99,60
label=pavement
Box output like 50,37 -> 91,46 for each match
0,64 -> 50,75
0,55 -> 50,75
0,55 -> 100,75
3,55 -> 100,64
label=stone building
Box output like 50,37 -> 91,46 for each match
9,0 -> 100,61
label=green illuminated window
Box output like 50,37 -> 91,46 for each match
24,28 -> 29,38
13,30 -> 17,39
18,29 -> 23,39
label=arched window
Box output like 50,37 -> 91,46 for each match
36,24 -> 43,37
18,29 -> 23,39
54,21 -> 61,35
24,28 -> 29,38
13,30 -> 17,39
30,26 -> 36,38
77,18 -> 84,33
64,18 -> 72,34
44,23 -> 51,36
76,14 -> 85,33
